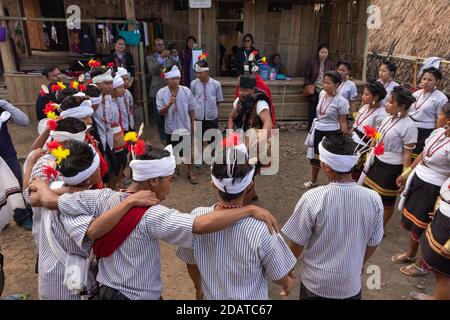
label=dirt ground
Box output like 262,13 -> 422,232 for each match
0,120 -> 435,300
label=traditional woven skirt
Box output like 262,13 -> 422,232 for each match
310,129 -> 340,168
400,174 -> 440,241
364,157 -> 403,207
420,209 -> 450,277
412,128 -> 434,159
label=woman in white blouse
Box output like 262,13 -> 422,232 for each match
304,71 -> 349,189
409,67 -> 449,160
351,80 -> 388,179
393,103 -> 450,277
363,86 -> 418,226
377,61 -> 399,108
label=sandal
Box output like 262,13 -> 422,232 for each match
409,291 -> 433,300
303,181 -> 318,189
188,173 -> 198,185
400,263 -> 428,276
391,252 -> 417,264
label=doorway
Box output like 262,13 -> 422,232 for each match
216,0 -> 244,76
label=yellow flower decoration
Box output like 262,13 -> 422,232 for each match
374,132 -> 382,141
51,146 -> 70,165
46,111 -> 58,120
261,57 -> 267,63
71,81 -> 79,89
124,131 -> 138,143
57,82 -> 67,90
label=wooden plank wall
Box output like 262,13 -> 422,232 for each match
4,73 -> 47,118
323,0 -> 369,78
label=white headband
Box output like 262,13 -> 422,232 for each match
194,64 -> 209,73
318,142 -> 358,173
89,96 -> 102,105
62,145 -> 100,186
211,166 -> 255,194
0,111 -> 11,130
165,65 -> 181,79
92,69 -> 113,84
49,130 -> 86,143
116,67 -> 129,78
113,74 -> 124,89
59,100 -> 94,119
74,92 -> 86,97
129,145 -> 176,181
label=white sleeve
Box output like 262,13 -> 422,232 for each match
156,89 -> 165,111
233,97 -> 239,109
256,100 -> 270,116
216,82 -> 224,103
144,205 -> 195,248
350,82 -> 358,100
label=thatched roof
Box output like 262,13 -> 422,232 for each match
369,0 -> 450,60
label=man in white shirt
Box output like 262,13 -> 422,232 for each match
190,60 -> 224,163
282,134 -> 384,300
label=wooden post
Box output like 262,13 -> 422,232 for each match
0,0 -> 17,73
198,9 -> 202,47
123,0 -> 142,114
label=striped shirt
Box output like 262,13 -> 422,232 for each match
282,182 -> 384,299
38,187 -> 104,300
23,152 -> 60,249
117,90 -> 135,131
57,189 -> 196,300
176,206 -> 297,300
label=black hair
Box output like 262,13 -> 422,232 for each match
59,140 -> 94,178
364,79 -> 387,101
60,96 -> 90,111
243,33 -> 254,44
390,86 -> 416,110
139,147 -> 169,161
55,88 -> 79,104
269,53 -> 281,65
212,148 -> 254,201
86,84 -> 101,98
185,36 -> 197,48
324,71 -> 342,85
195,60 -> 209,69
114,36 -> 126,44
336,60 -> 352,71
134,147 -> 175,181
90,67 -> 108,79
55,117 -> 86,133
421,67 -> 442,81
381,60 -> 397,75
42,65 -> 59,78
317,44 -> 329,53
321,134 -> 357,174
441,103 -> 450,119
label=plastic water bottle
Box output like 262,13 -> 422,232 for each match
269,68 -> 277,80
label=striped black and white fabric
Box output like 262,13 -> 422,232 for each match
38,202 -> 97,300
58,189 -> 196,300
37,188 -> 124,300
282,182 -> 384,299
23,152 -> 60,249
176,206 -> 297,300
